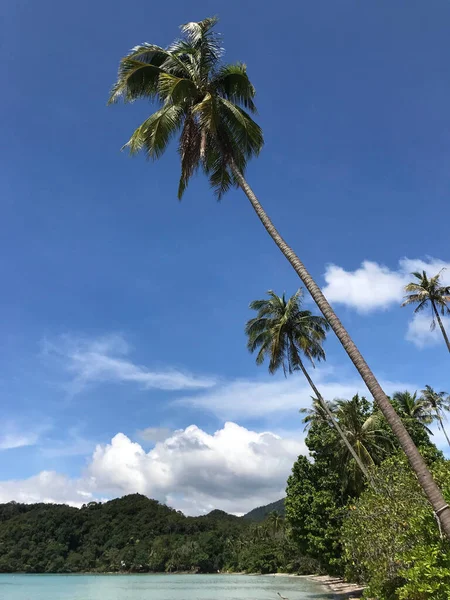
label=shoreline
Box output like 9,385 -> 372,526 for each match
263,573 -> 364,598
305,575 -> 364,598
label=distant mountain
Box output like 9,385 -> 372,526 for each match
243,498 -> 285,521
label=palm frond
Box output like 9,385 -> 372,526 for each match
108,59 -> 163,104
177,113 -> 201,199
158,73 -> 198,105
180,17 -> 222,81
123,105 -> 184,158
212,63 -> 257,112
217,97 -> 263,157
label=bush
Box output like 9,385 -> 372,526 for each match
342,454 -> 450,599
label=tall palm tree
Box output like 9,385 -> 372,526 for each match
245,289 -> 372,483
392,390 -> 433,433
402,270 -> 450,353
109,17 -> 450,538
421,385 -> 450,448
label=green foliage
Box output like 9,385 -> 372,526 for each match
397,543 -> 450,600
243,498 -> 285,522
109,17 -> 263,199
0,495 -> 243,574
402,269 -> 450,323
0,494 -> 306,575
245,289 -> 329,375
342,455 -> 450,599
286,390 -> 447,588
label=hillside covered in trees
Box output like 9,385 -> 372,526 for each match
243,499 -> 285,522
0,494 -> 292,574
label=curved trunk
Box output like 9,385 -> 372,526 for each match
431,301 -> 450,353
297,358 -> 374,486
230,162 -> 450,539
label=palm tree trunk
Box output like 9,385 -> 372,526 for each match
230,161 -> 450,539
431,301 -> 450,353
436,410 -> 450,449
296,358 -> 374,486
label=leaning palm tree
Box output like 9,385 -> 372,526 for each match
392,390 -> 433,434
421,385 -> 450,448
109,17 -> 450,537
245,289 -> 372,483
402,270 -> 450,353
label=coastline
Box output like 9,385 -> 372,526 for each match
264,573 -> 364,598
304,575 -> 364,598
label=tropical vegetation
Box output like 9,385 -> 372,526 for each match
0,495 -> 291,574
245,289 -> 372,483
1,387 -> 449,599
285,390 -> 450,598
109,17 -> 450,534
403,269 -> 450,353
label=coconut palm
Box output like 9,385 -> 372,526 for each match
300,397 -> 337,431
109,17 -> 450,537
245,289 -> 372,483
392,391 -> 433,433
334,396 -> 393,493
421,385 -> 450,448
402,270 -> 450,353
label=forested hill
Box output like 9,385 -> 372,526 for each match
243,498 -> 285,522
0,494 -> 291,574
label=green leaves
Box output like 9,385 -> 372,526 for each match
123,105 -> 184,159
109,18 -> 263,198
218,98 -> 263,157
342,455 -> 450,599
213,63 -> 257,112
157,73 -> 198,105
108,59 -> 163,104
245,289 -> 329,376
402,269 -> 450,324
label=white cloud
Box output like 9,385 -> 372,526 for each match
0,471 -> 96,506
0,421 -> 49,451
322,257 -> 450,313
406,313 -> 450,349
177,371 -> 414,420
0,423 -> 304,515
42,333 -> 216,393
137,427 -> 174,443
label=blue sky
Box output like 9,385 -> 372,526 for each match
1,0 -> 449,514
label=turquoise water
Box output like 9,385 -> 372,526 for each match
0,574 -> 330,600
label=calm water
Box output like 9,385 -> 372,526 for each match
0,574 -> 331,600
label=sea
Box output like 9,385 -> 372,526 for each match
0,574 -> 330,600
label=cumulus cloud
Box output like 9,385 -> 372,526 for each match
137,427 -> 174,443
42,333 -> 216,394
0,423 -> 304,515
322,257 -> 450,313
406,313 -> 450,349
0,471 -> 95,506
177,371 -> 414,420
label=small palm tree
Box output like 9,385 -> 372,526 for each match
110,17 -> 450,537
392,390 -> 433,433
334,396 -> 393,493
402,270 -> 450,353
245,289 -> 372,483
421,385 -> 450,448
300,397 -> 337,430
